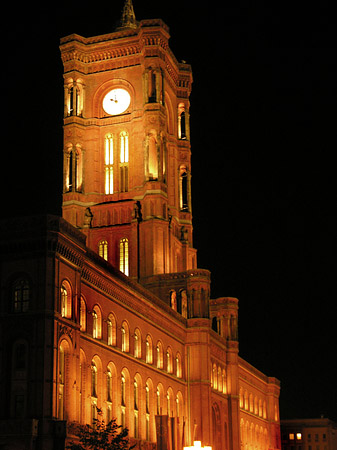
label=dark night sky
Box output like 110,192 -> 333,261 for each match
4,1 -> 336,421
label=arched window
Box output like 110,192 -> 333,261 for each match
65,79 -> 84,117
156,341 -> 163,369
107,314 -> 116,346
178,103 -> 186,139
121,321 -> 129,353
166,347 -> 173,373
120,131 -> 129,192
119,238 -> 129,276
222,369 -> 227,394
105,133 -> 114,194
244,390 -> 249,410
146,335 -> 153,364
65,145 -> 82,193
60,282 -> 71,318
176,353 -> 182,378
92,305 -> 102,339
98,240 -> 108,261
134,328 -> 141,358
13,278 -> 30,313
218,366 -> 222,392
80,297 -> 86,331
212,363 -> 217,390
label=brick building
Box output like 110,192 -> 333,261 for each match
0,2 -> 281,449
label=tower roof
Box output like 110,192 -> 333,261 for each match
118,0 -> 138,30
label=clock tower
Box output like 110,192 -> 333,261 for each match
60,1 -> 210,312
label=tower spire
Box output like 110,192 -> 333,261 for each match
119,0 -> 137,29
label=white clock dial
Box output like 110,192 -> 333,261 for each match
102,88 -> 131,115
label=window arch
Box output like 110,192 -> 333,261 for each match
119,238 -> 129,276
98,240 -> 108,261
121,321 -> 130,353
92,305 -> 102,339
60,281 -> 72,319
148,135 -> 158,180
133,374 -> 142,439
12,277 -> 30,313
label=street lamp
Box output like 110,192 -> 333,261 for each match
184,441 -> 212,450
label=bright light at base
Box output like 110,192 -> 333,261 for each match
184,442 -> 212,450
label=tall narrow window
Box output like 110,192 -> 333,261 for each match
105,134 -> 114,194
107,314 -> 116,346
156,342 -> 163,369
146,335 -> 153,364
166,348 -> 173,373
80,297 -> 86,331
179,165 -> 189,211
92,306 -> 102,339
146,384 -> 150,441
91,361 -> 97,398
61,285 -> 68,318
58,345 -> 65,420
148,135 -> 158,180
107,369 -> 112,403
121,374 -> 126,428
119,238 -> 129,276
134,329 -> 141,358
98,240 -> 108,261
13,278 -> 30,312
121,321 -> 129,353
134,379 -> 139,438
178,103 -> 187,139
120,132 -> 129,192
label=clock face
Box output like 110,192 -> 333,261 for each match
102,88 -> 131,115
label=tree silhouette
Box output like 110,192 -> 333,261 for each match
67,408 -> 136,450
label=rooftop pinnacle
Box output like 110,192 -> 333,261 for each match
119,0 -> 137,29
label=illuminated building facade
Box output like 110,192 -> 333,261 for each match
0,2 -> 280,450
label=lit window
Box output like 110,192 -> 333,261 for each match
121,321 -> 129,352
179,165 -> 189,211
297,433 -> 302,440
119,238 -> 129,276
92,306 -> 102,339
134,329 -> 141,358
120,132 -> 129,192
107,369 -> 112,403
98,240 -> 108,261
289,434 -> 295,440
146,335 -> 153,364
105,134 -> 114,194
156,342 -> 163,369
166,348 -> 173,373
61,282 -> 72,318
91,361 -> 97,398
